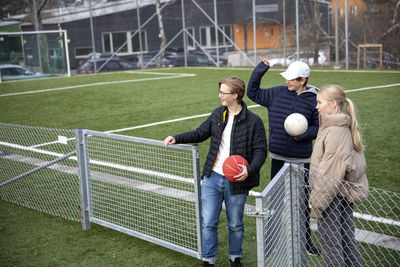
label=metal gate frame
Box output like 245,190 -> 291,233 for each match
76,128 -> 203,259
251,163 -> 306,267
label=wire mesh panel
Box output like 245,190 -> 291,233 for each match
82,130 -> 201,259
253,164 -> 400,267
253,163 -> 303,267
0,122 -> 80,222
305,166 -> 400,267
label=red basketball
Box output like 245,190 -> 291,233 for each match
222,155 -> 249,182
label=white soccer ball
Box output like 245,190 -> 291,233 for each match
284,113 -> 308,136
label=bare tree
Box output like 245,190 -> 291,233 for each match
379,0 -> 400,55
298,0 -> 331,65
1,0 -> 52,72
155,0 -> 167,68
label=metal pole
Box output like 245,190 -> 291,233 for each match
295,0 -> 299,60
76,128 -> 91,231
88,0 -> 97,72
252,0 -> 257,65
283,0 -> 287,65
136,0 -> 143,68
63,30 -> 71,77
181,0 -> 187,67
345,0 -> 349,69
0,150 -> 77,188
335,0 -> 339,66
213,0 -> 219,67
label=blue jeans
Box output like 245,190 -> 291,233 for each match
201,171 -> 248,263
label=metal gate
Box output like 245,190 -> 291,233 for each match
249,163 -> 307,267
76,129 -> 202,259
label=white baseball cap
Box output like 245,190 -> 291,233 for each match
280,61 -> 310,80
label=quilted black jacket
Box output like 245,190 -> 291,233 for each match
174,101 -> 267,194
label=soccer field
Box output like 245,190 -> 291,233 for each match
1,67 -> 399,192
1,67 -> 400,266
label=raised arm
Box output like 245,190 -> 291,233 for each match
247,59 -> 273,107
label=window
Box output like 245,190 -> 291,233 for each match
75,47 -> 92,58
103,33 -> 111,52
130,30 -> 147,53
200,25 -> 232,48
350,6 -> 357,16
186,27 -> 195,49
112,32 -> 128,53
102,30 -> 147,55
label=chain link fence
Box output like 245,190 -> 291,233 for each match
0,123 -> 80,221
251,163 -> 400,267
2,123 -> 399,264
0,123 -> 202,259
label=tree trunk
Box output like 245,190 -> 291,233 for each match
156,0 -> 167,68
312,1 -> 321,65
32,0 -> 50,73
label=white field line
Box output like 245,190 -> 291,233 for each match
354,212 -> 400,227
107,82 -> 400,134
202,66 -> 400,74
0,72 -> 195,97
345,83 -> 400,93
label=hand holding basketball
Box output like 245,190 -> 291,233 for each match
223,155 -> 249,182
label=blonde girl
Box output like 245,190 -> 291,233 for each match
309,85 -> 368,267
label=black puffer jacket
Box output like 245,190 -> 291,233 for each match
247,61 -> 319,158
174,101 -> 267,194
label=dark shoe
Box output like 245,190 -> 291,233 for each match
230,258 -> 243,267
202,261 -> 214,267
306,243 -> 321,256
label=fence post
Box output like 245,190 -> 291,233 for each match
191,144 -> 203,259
75,128 -> 91,230
289,163 -> 307,267
255,196 -> 266,267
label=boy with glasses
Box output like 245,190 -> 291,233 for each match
164,76 -> 267,267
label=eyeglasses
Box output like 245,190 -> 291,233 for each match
219,90 -> 234,96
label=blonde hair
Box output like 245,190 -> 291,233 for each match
319,85 -> 365,152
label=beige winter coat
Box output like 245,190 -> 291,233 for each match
309,113 -> 369,219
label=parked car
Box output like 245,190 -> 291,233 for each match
135,54 -> 174,68
269,51 -> 329,67
0,64 -> 45,81
77,52 -> 119,67
190,49 -> 228,66
77,58 -> 136,74
166,54 -> 215,67
367,51 -> 400,69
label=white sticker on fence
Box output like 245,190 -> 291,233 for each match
58,135 -> 68,144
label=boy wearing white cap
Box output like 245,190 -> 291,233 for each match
247,58 -> 321,256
